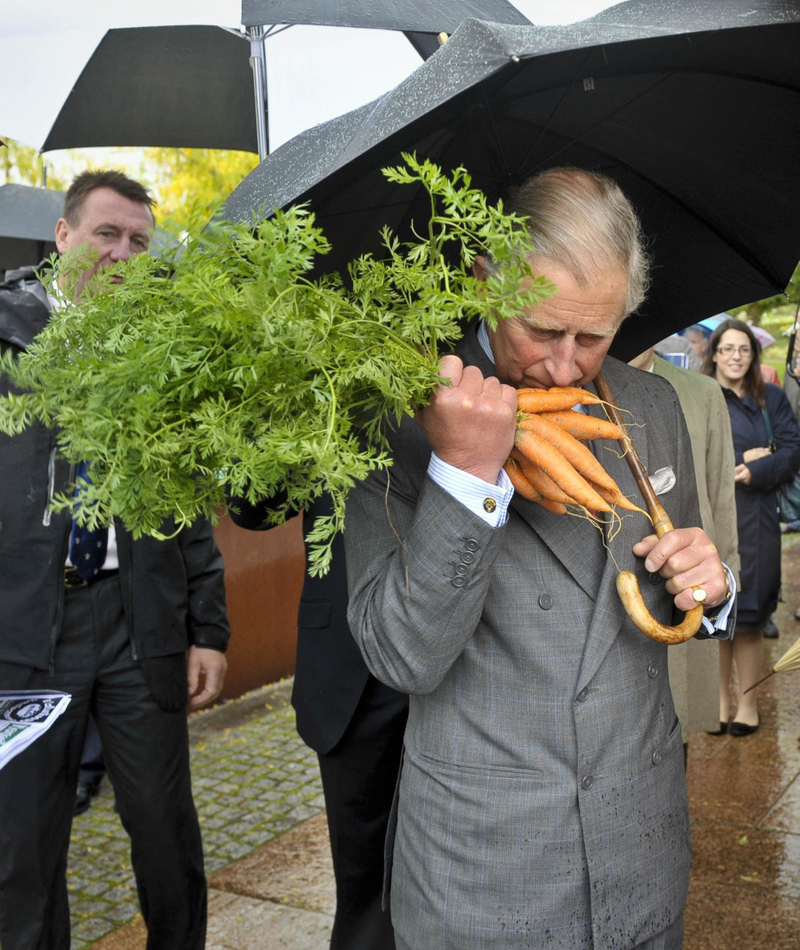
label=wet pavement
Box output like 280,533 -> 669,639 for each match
64,540 -> 800,949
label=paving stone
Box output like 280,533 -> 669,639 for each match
65,686 -> 326,945
204,891 -> 332,950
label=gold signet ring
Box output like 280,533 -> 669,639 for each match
692,588 -> 708,605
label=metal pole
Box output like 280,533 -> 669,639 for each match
247,25 -> 269,160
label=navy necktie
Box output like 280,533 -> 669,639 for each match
69,461 -> 108,583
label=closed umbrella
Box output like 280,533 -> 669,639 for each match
222,0 -> 800,359
0,184 -> 64,274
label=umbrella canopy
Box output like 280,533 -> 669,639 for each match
241,0 -> 530,32
222,0 -> 800,360
7,2 -> 534,160
41,26 -> 258,153
0,184 -> 64,273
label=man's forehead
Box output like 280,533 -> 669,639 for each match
77,188 -> 154,229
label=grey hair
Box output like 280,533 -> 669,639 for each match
504,167 -> 651,317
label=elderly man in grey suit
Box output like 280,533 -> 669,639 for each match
344,168 -> 736,950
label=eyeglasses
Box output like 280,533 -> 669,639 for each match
717,344 -> 753,357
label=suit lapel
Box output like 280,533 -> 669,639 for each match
577,359 -> 656,690
456,335 -> 658,669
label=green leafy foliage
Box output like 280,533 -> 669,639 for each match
0,155 -> 551,574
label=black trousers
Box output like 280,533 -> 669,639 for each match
0,575 -> 205,950
317,676 -> 408,950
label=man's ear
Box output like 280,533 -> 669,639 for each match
473,255 -> 489,282
54,217 -> 70,254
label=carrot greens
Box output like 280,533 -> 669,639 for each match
0,155 -> 550,574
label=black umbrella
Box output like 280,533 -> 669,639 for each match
39,2 -> 532,160
41,26 -> 259,154
222,0 -> 800,360
242,0 -> 529,30
0,184 -> 64,274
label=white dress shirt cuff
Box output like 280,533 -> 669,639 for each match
427,453 -> 514,527
700,563 -> 737,638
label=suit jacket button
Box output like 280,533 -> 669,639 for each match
581,775 -> 594,790
463,538 -> 479,551
452,576 -> 467,588
576,688 -> 589,703
538,593 -> 553,610
647,662 -> 659,678
652,750 -> 662,765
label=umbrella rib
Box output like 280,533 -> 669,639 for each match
499,70 -> 788,291
479,83 -> 512,183
517,73 -> 673,179
538,121 -> 787,288
512,49 -> 595,182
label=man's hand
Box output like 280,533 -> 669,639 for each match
187,646 -> 227,710
632,527 -> 728,612
415,355 -> 518,484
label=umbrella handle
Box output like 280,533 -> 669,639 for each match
594,372 -> 703,644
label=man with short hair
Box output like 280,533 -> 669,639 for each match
344,168 -> 737,950
0,170 -> 230,950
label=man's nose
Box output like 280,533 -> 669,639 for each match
544,340 -> 579,387
109,237 -> 134,261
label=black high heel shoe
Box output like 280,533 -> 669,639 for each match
730,719 -> 759,737
706,721 -> 728,736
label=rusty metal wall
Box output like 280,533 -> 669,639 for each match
213,511 -> 305,700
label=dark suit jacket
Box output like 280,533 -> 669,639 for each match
230,492 -> 392,754
0,267 -> 231,711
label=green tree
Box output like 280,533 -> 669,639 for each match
730,260 -> 800,326
0,137 -> 68,190
140,148 -> 258,229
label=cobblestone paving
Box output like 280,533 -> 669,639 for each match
66,688 -> 325,949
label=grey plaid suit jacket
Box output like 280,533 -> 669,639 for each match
344,331 -> 707,950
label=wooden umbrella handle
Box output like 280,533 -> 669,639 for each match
594,371 -> 703,644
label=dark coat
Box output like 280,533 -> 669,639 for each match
723,382 -> 800,624
228,491 -> 404,754
0,268 -> 230,699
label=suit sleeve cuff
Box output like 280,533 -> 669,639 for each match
427,453 -> 514,527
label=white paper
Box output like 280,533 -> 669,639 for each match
0,691 -> 72,770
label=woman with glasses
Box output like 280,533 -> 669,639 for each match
702,319 -> 800,734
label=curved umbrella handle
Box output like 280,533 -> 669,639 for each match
594,372 -> 703,644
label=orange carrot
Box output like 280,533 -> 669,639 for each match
510,448 -> 574,506
503,458 -> 541,502
589,482 -> 649,517
513,428 -> 611,512
513,414 -> 618,492
516,387 -> 602,414
534,409 -> 626,442
504,458 -> 567,514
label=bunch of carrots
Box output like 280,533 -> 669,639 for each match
504,386 -> 648,527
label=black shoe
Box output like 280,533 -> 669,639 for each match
795,608 -> 800,621
74,778 -> 102,816
730,720 -> 759,737
763,618 -> 779,638
706,721 -> 728,736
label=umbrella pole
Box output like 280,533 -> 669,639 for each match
742,669 -> 775,695
247,25 -> 269,160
